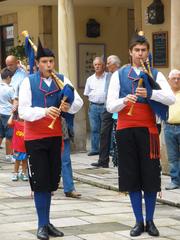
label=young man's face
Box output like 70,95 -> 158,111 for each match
37,57 -> 55,76
129,44 -> 149,67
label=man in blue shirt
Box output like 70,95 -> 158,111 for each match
5,55 -> 27,99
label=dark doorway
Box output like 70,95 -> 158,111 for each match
0,25 -> 14,68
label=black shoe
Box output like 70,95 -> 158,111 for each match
130,222 -> 144,237
91,162 -> 109,168
47,223 -> 64,237
146,220 -> 159,236
65,191 -> 81,198
37,226 -> 49,240
87,152 -> 99,156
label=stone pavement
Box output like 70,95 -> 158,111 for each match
0,147 -> 180,240
71,152 -> 180,208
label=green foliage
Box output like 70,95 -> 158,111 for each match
8,40 -> 27,64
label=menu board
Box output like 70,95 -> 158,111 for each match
152,31 -> 168,67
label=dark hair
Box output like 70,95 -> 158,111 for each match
129,41 -> 150,51
1,68 -> 14,80
129,33 -> 150,51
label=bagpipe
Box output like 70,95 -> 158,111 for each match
139,54 -> 161,90
127,54 -> 168,121
21,30 -> 74,129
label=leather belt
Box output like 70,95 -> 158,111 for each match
90,102 -> 104,106
166,123 -> 180,126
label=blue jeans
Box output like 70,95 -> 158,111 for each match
0,114 -> 13,139
88,103 -> 104,153
164,123 -> 180,186
61,139 -> 74,193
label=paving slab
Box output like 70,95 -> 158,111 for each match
71,152 -> 180,207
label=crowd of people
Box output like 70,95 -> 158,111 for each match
0,31 -> 179,239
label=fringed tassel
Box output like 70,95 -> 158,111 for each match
149,131 -> 160,160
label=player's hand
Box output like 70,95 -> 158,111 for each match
60,101 -> 70,112
136,87 -> 147,98
45,106 -> 60,119
123,94 -> 137,105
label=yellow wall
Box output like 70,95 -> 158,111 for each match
74,6 -> 129,66
74,6 -> 131,131
0,4 -> 130,73
17,6 -> 39,44
141,0 -> 171,78
0,1 -> 174,79
52,6 -> 58,67
171,0 -> 180,69
0,5 -> 39,44
0,5 -> 60,68
51,5 -> 131,84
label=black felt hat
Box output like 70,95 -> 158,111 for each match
129,31 -> 149,50
36,38 -> 55,60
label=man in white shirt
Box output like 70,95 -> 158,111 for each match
84,57 -> 107,156
91,55 -> 121,167
164,69 -> 180,190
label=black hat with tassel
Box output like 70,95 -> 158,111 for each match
36,37 -> 55,60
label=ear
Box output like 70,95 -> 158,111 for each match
129,49 -> 132,56
7,76 -> 11,83
35,60 -> 39,67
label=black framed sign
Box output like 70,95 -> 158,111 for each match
77,43 -> 105,88
152,31 -> 168,68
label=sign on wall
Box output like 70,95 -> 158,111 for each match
77,43 -> 105,88
152,31 -> 168,68
6,26 -> 14,39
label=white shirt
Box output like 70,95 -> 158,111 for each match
18,75 -> 83,122
10,67 -> 27,98
168,91 -> 180,124
0,82 -> 15,115
106,68 -> 175,113
84,72 -> 108,104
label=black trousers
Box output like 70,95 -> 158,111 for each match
25,136 -> 62,192
98,110 -> 113,165
116,127 -> 161,192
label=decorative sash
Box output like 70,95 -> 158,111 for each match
117,103 -> 160,159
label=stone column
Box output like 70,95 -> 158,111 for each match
133,0 -> 142,31
39,6 -> 52,48
171,0 -> 180,69
57,0 -> 77,86
57,0 -> 86,152
160,0 -> 180,174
